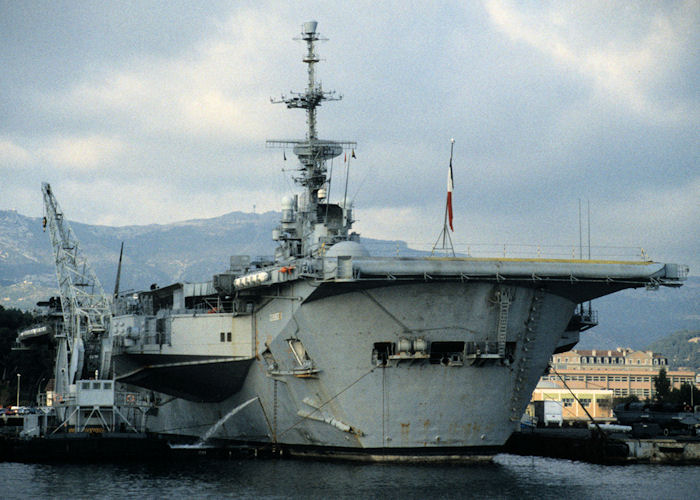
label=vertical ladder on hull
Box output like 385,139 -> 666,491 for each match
496,290 -> 511,358
509,289 -> 543,421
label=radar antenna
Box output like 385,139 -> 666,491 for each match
267,21 -> 356,190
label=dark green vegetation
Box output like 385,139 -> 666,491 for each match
647,329 -> 700,371
652,367 -> 700,406
0,306 -> 52,407
612,394 -> 640,406
613,366 -> 699,406
653,367 -> 671,402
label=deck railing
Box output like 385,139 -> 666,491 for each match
364,241 -> 653,261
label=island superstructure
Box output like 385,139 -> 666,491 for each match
34,21 -> 689,461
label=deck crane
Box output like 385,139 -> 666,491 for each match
42,182 -> 113,401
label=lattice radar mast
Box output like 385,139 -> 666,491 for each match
268,21 -> 356,188
267,21 -> 357,258
42,183 -> 112,394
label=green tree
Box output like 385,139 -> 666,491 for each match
653,367 -> 671,403
613,394 -> 640,407
0,305 -> 52,407
667,383 -> 700,408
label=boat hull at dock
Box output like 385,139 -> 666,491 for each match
140,279 -> 574,457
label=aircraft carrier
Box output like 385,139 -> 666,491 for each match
27,21 -> 688,461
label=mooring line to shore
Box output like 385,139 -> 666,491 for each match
278,367 -> 377,438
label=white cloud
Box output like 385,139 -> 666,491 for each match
485,0 -> 699,124
0,138 -> 32,165
39,135 -> 125,170
0,134 -> 124,173
55,9 -> 298,143
48,174 -> 289,227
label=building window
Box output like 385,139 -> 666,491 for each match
562,398 -> 574,407
579,398 -> 591,407
227,331 -> 232,342
220,331 -> 225,342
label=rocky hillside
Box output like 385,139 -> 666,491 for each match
646,330 -> 700,371
0,209 -> 280,308
0,209 -> 418,308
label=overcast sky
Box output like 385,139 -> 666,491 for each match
2,1 -> 698,271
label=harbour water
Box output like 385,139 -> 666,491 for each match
1,454 -> 697,499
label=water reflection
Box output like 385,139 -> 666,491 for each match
1,454 -> 697,499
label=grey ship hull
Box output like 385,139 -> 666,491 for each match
118,257 -> 683,460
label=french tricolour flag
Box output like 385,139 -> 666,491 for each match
447,158 -> 454,231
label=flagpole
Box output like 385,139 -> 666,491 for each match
432,139 -> 455,257
442,197 -> 449,248
342,150 -> 351,211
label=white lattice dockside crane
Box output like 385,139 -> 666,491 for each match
41,184 -> 146,435
42,182 -> 113,401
